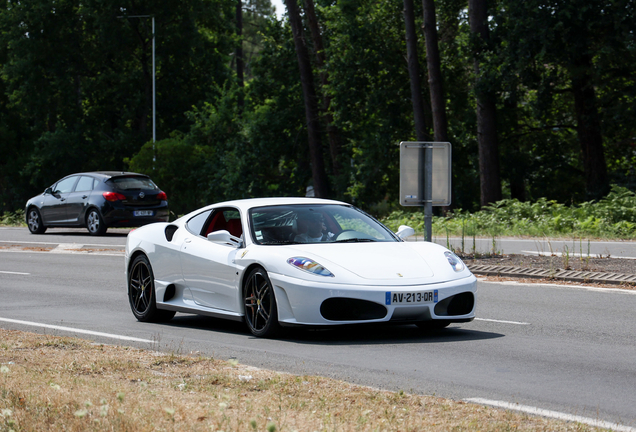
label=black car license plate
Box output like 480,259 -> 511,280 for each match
133,210 -> 154,217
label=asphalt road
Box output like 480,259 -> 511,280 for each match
430,236 -> 636,259
4,226 -> 636,257
2,227 -> 636,429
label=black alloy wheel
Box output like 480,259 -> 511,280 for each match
86,208 -> 107,236
128,255 -> 175,322
27,207 -> 47,234
244,267 -> 280,338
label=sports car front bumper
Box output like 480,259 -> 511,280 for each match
268,273 -> 477,326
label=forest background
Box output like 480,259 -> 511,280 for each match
0,0 -> 634,220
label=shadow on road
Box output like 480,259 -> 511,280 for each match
160,315 -> 504,345
283,325 -> 504,345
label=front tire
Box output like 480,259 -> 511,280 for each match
27,207 -> 47,234
243,267 -> 280,338
86,208 -> 107,236
128,255 -> 175,322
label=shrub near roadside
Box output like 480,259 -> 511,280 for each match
382,186 -> 636,239
0,209 -> 24,227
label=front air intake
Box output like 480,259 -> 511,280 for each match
434,292 -> 475,316
320,298 -> 387,321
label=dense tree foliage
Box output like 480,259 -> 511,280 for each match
1,0 -> 635,219
0,0 -> 234,214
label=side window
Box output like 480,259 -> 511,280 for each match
203,208 -> 243,238
74,176 -> 95,192
186,210 -> 213,236
55,176 -> 78,194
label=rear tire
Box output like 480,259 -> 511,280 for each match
243,267 -> 280,338
27,207 -> 47,234
86,208 -> 107,236
128,255 -> 175,322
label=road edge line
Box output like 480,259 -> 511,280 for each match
0,317 -> 154,344
464,397 -> 636,432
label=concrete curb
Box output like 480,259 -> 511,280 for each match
469,265 -> 636,285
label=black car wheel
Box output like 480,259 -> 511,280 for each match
27,207 -> 47,234
244,267 -> 280,338
86,208 -> 107,236
128,255 -> 175,322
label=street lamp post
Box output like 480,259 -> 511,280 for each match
117,15 -> 156,166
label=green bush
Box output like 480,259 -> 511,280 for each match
381,185 -> 636,240
1,209 -> 25,226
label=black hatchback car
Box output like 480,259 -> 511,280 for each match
25,171 -> 169,235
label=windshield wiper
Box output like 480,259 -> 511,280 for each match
333,238 -> 377,243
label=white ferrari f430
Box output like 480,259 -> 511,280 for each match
125,198 -> 476,337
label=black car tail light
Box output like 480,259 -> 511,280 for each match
157,191 -> 167,201
103,191 -> 127,202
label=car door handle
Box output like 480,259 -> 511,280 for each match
184,238 -> 192,243
82,195 -> 88,199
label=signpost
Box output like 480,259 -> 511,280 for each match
399,142 -> 452,241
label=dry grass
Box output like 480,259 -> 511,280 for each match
0,329 -> 605,432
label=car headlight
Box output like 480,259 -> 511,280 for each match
287,257 -> 334,277
444,251 -> 465,272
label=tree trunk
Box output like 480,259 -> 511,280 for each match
403,0 -> 429,142
469,0 -> 501,207
570,54 -> 609,200
285,0 -> 330,197
130,20 -> 151,136
236,0 -> 244,112
505,92 -> 526,201
303,0 -> 342,177
422,0 -> 448,142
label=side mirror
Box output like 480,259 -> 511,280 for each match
396,225 -> 415,239
207,230 -> 242,247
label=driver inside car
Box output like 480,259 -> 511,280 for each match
294,212 -> 334,243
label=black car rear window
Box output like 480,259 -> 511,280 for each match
108,176 -> 158,191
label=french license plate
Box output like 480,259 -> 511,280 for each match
385,290 -> 438,305
134,210 -> 154,217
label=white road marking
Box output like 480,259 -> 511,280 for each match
475,318 -> 529,325
0,248 -> 123,257
0,240 -> 124,248
0,270 -> 30,275
521,250 -> 636,259
51,243 -> 84,253
0,317 -> 154,343
464,398 -> 636,432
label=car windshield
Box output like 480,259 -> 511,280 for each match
249,204 -> 398,245
108,176 -> 158,191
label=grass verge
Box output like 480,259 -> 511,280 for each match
0,329 -> 606,431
